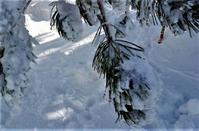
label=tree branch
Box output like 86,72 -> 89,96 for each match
97,0 -> 113,43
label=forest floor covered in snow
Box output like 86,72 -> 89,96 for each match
1,1 -> 199,130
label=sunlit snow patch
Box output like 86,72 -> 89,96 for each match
61,32 -> 96,55
46,107 -> 74,121
25,15 -> 60,44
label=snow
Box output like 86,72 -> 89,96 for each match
178,99 -> 199,116
1,0 -> 199,129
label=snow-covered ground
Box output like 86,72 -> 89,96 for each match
1,1 -> 199,129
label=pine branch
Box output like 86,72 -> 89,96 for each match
135,0 -> 199,36
97,0 -> 113,42
76,0 -> 98,26
49,1 -> 82,41
92,0 -> 149,125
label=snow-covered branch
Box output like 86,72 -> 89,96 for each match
0,0 -> 35,106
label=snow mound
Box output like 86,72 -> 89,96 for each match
175,99 -> 199,128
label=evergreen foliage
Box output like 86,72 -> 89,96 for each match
92,0 -> 150,125
135,0 -> 199,36
50,0 -> 82,41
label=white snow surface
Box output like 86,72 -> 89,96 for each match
1,1 -> 199,129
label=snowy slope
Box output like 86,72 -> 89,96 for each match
1,1 -> 199,129
149,33 -> 199,128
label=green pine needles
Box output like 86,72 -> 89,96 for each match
92,25 -> 147,124
91,0 -> 151,125
50,3 -> 68,39
136,0 -> 199,36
